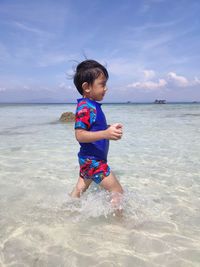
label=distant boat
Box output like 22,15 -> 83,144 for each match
154,99 -> 166,104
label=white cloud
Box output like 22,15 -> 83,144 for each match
143,69 -> 156,80
0,87 -> 6,92
38,52 -> 77,67
141,0 -> 166,14
14,22 -> 47,35
193,77 -> 200,85
128,79 -> 167,90
128,71 -> 200,91
23,85 -> 31,90
127,68 -> 166,90
167,72 -> 200,87
130,20 -> 180,33
167,72 -> 189,87
142,34 -> 173,50
38,53 -> 68,67
58,83 -> 72,90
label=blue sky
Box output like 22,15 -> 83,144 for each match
0,0 -> 200,102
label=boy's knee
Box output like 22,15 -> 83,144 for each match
76,185 -> 84,194
113,184 -> 123,194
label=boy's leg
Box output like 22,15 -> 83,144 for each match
100,171 -> 123,209
100,171 -> 123,193
70,177 -> 93,198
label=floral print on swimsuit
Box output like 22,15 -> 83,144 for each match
79,157 -> 110,184
75,99 -> 97,130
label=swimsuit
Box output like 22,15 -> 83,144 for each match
79,157 -> 110,184
75,98 -> 110,184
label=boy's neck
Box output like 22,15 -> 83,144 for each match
83,96 -> 96,102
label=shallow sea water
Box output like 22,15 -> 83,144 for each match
0,103 -> 200,267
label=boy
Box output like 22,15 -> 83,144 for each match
70,60 -> 123,207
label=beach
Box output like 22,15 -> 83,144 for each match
0,103 -> 200,267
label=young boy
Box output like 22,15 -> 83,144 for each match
70,60 -> 123,206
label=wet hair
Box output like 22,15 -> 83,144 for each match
73,59 -> 109,95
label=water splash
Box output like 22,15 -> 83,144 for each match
62,187 -> 166,224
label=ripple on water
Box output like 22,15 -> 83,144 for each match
161,234 -> 199,249
128,231 -> 170,255
152,252 -> 196,267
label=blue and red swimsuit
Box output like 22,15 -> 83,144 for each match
75,98 -> 110,184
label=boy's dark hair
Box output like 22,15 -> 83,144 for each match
73,59 -> 109,95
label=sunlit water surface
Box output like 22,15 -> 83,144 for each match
0,103 -> 200,267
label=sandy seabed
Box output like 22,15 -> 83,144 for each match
0,103 -> 200,266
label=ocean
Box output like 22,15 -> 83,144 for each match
0,103 -> 200,267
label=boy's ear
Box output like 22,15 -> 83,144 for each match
82,82 -> 90,93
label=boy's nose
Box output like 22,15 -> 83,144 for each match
104,86 -> 108,92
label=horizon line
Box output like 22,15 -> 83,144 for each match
0,101 -> 199,105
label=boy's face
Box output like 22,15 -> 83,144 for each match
83,73 -> 108,101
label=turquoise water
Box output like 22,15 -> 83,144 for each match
0,103 -> 200,266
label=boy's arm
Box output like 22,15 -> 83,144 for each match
75,123 -> 123,143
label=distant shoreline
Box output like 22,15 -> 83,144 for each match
0,101 -> 199,105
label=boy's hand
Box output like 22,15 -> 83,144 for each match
105,123 -> 123,140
